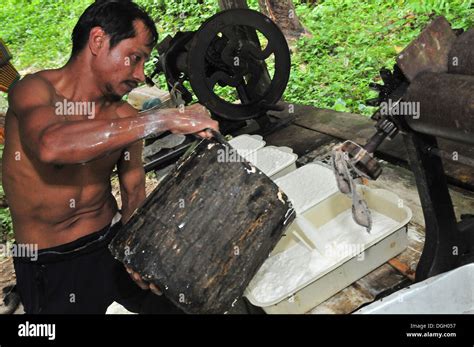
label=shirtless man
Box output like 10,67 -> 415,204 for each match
1,0 -> 218,313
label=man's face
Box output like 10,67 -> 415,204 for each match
92,20 -> 153,99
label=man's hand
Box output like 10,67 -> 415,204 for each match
168,103 -> 219,139
125,266 -> 163,296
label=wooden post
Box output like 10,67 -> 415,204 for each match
218,0 -> 249,9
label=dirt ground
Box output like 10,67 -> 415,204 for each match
0,257 -> 21,314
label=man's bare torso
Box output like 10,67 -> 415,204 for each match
2,69 -> 132,249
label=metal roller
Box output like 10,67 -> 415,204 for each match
448,28 -> 474,76
404,72 -> 474,145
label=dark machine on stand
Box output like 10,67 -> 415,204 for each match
337,17 -> 474,282
143,9 -> 291,173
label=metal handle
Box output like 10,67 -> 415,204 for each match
205,128 -> 229,146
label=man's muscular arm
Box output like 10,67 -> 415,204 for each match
117,139 -> 146,224
9,75 -> 218,165
108,102 -> 144,223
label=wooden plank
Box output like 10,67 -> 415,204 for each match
310,264 -> 409,314
309,284 -> 374,314
393,246 -> 422,276
438,140 -> 474,187
263,124 -> 334,157
388,258 -> 416,281
283,106 -> 410,161
388,224 -> 425,281
356,264 -> 410,299
296,140 -> 339,166
269,103 -> 474,187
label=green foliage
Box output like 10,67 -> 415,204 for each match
0,0 -> 93,113
0,0 -> 92,70
406,0 -> 473,29
1,0 -> 472,115
286,0 -> 473,115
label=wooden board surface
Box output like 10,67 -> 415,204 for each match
263,123 -> 334,157
268,103 -> 474,188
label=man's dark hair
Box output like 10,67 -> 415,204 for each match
71,0 -> 158,58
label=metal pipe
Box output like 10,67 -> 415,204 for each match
404,72 -> 474,145
448,29 -> 474,76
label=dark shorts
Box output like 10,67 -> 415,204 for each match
13,219 -> 183,314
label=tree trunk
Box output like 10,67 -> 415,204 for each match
218,0 -> 248,10
258,0 -> 310,40
110,138 -> 295,314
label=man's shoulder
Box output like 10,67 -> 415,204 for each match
15,70 -> 56,90
8,71 -> 56,107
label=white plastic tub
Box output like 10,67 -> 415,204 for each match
355,263 -> 474,314
275,163 -> 339,214
220,135 -> 298,179
228,134 -> 266,157
270,163 -> 339,256
245,187 -> 411,314
246,146 -> 298,180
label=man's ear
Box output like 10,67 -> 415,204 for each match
88,26 -> 107,56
